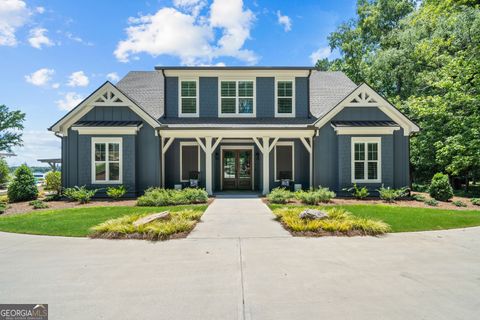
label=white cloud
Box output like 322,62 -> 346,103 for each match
7,130 -> 61,166
63,31 -> 93,46
114,0 -> 257,65
67,71 -> 89,87
0,0 -> 30,46
51,83 -> 60,89
35,6 -> 45,14
56,92 -> 84,111
25,68 -> 54,86
106,72 -> 120,82
276,11 -> 291,32
310,46 -> 331,64
28,27 -> 54,49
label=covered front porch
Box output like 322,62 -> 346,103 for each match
159,129 -> 315,195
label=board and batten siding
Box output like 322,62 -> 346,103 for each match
61,106 -> 161,196
313,106 -> 410,193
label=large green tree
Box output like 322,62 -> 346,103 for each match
321,0 -> 480,184
0,105 -> 25,152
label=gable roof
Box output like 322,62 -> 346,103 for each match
309,71 -> 358,118
116,71 -> 164,119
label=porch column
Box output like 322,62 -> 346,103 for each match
161,137 -> 175,188
196,136 -> 223,195
253,136 -> 278,195
300,137 -> 313,189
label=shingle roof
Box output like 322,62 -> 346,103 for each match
116,71 -> 164,120
73,120 -> 143,127
331,121 -> 399,127
309,71 -> 357,118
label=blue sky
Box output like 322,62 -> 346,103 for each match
0,0 -> 356,166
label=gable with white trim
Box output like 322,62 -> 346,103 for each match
50,82 -> 160,136
314,83 -> 419,136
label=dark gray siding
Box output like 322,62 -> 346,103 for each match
269,140 -> 310,190
199,77 -> 218,117
164,139 -> 206,189
295,77 -> 309,118
313,106 -> 410,194
256,77 -> 274,117
62,106 -> 161,196
165,76 -> 179,118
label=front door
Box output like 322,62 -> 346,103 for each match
222,149 -> 252,190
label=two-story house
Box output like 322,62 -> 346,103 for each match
49,66 -> 419,196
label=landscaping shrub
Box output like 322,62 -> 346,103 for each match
429,173 -> 453,201
345,184 -> 369,199
29,200 -> 49,209
271,207 -> 390,235
424,199 -> 439,207
106,185 -> 127,200
412,194 -> 426,202
137,188 -> 208,206
294,187 -> 336,205
471,198 -> 480,206
44,194 -> 61,202
64,186 -> 98,204
0,158 -> 9,188
412,183 -> 429,193
452,200 -> 467,207
7,164 -> 38,202
377,186 -> 408,203
0,201 -> 5,214
90,209 -> 204,240
44,171 -> 62,194
267,188 -> 293,204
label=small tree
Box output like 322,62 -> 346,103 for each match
429,173 -> 453,202
44,171 -> 61,194
0,158 -> 9,187
0,104 -> 26,152
7,164 -> 38,202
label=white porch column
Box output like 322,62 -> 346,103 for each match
161,137 -> 175,188
253,136 -> 278,195
300,136 -> 313,189
196,136 -> 223,195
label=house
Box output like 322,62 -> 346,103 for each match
49,66 -> 419,197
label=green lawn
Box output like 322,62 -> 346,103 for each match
269,204 -> 480,232
0,205 -> 208,237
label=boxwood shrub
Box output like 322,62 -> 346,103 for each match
429,173 -> 453,201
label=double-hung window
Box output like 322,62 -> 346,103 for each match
219,80 -> 255,116
352,137 -> 381,183
275,79 -> 295,117
92,138 -> 122,184
179,79 -> 198,117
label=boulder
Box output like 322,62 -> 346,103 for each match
133,211 -> 170,227
299,209 -> 329,220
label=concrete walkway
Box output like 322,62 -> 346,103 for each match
188,195 -> 290,239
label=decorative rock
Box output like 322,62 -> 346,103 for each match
133,211 -> 170,227
299,209 -> 329,220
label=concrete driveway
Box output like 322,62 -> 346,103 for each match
0,198 -> 479,319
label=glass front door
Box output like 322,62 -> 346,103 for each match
222,149 -> 252,190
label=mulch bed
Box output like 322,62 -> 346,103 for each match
264,192 -> 480,211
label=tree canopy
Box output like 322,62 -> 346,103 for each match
321,0 -> 480,182
0,105 -> 25,153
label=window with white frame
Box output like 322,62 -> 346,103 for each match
219,80 -> 255,116
180,142 -> 200,182
352,137 -> 381,183
275,79 -> 295,117
179,80 -> 198,117
92,138 -> 122,184
274,142 -> 294,181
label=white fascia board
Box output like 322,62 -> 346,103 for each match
158,129 -> 315,139
164,69 -> 310,78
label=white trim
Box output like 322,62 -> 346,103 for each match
51,82 -> 159,135
179,142 -> 200,182
220,145 -> 255,191
333,126 -> 400,135
159,129 -> 315,139
351,137 -> 382,184
218,78 -> 256,117
274,141 -> 295,182
178,78 -> 199,118
72,126 -> 142,135
91,137 -> 123,184
314,83 -> 419,136
164,69 -> 310,78
161,137 -> 175,187
275,78 -> 296,118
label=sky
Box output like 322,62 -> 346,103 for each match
0,0 -> 356,166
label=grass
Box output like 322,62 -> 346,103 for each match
0,205 -> 208,237
269,204 -> 480,233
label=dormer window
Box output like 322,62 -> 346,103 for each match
219,80 -> 255,117
179,79 -> 199,117
275,78 -> 295,117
